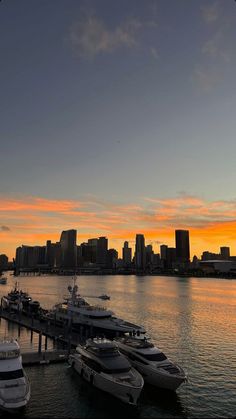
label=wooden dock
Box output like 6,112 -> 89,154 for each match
22,349 -> 74,366
0,308 -> 88,353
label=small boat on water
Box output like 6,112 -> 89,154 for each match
69,337 -> 144,405
98,294 -> 110,300
0,339 -> 30,412
115,334 -> 187,391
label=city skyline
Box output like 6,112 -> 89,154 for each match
7,228 -> 234,277
1,194 -> 236,259
1,225 -> 234,262
1,1 -> 236,258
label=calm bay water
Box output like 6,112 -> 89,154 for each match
0,274 -> 235,418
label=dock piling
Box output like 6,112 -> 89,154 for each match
45,335 -> 48,351
38,331 -> 42,354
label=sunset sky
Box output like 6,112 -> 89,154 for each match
1,0 -> 236,259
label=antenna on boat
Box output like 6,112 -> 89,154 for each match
4,319 -> 7,340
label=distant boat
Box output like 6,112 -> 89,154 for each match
1,282 -> 32,312
98,294 -> 110,300
0,277 -> 7,284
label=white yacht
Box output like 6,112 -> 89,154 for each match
0,339 -> 30,411
115,335 -> 187,391
1,282 -> 32,312
68,338 -> 144,405
48,284 -> 146,337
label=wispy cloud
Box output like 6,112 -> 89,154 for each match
201,1 -> 220,24
68,13 -> 157,58
201,31 -> 231,62
192,1 -> 233,92
1,225 -> 10,231
191,64 -> 222,92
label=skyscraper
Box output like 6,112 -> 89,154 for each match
122,241 -> 132,266
175,230 -> 190,264
135,234 -> 146,271
160,244 -> 168,261
96,237 -> 108,267
166,247 -> 177,268
60,229 -> 77,269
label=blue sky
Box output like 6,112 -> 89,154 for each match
1,0 -> 236,256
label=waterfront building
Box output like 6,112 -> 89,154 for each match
107,249 -> 118,269
96,237 -> 108,267
0,254 -> 8,270
160,244 -> 168,268
33,246 -> 46,266
160,245 -> 168,261
122,241 -> 132,266
199,259 -> 236,274
60,229 -> 77,269
87,238 -> 99,264
145,244 -> 154,268
15,245 -> 34,269
175,230 -> 190,264
46,240 -> 62,268
152,253 -> 161,267
201,251 -> 222,261
15,245 -> 47,270
220,246 -> 230,259
77,242 -> 93,267
191,255 -> 199,268
166,247 -> 177,269
135,234 -> 146,271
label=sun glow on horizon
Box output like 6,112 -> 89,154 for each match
0,194 -> 236,259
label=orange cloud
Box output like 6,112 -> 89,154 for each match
0,194 -> 236,259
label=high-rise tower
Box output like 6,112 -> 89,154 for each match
175,230 -> 190,264
60,229 -> 77,269
122,241 -> 132,266
135,234 -> 146,271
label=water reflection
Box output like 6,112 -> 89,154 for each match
0,273 -> 235,418
140,385 -> 187,418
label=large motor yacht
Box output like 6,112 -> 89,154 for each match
0,339 -> 30,411
68,337 -> 144,405
115,335 -> 187,391
48,284 -> 146,337
1,282 -> 32,312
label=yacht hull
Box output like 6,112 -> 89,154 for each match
116,341 -> 186,391
0,382 -> 30,412
69,354 -> 143,405
133,362 -> 186,390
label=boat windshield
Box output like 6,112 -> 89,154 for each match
0,369 -> 24,380
0,349 -> 20,359
137,352 -> 167,361
104,366 -> 131,374
88,346 -> 120,358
